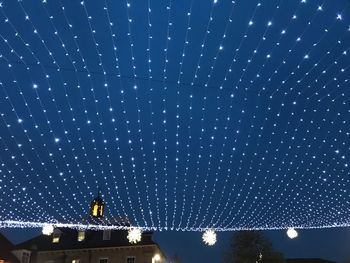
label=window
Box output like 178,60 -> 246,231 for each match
99,258 -> 108,263
22,252 -> 30,263
78,231 -> 85,242
126,257 -> 135,263
103,230 -> 111,240
52,231 -> 61,243
72,260 -> 80,263
92,204 -> 99,216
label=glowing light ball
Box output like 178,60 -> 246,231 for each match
202,229 -> 217,246
127,227 -> 142,244
42,224 -> 54,235
153,254 -> 161,262
287,228 -> 298,239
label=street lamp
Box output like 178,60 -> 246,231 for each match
152,254 -> 161,263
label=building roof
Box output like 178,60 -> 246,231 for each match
15,229 -> 158,252
287,258 -> 337,263
91,192 -> 104,204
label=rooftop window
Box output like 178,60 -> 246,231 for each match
78,231 -> 85,242
103,230 -> 111,240
52,230 -> 61,243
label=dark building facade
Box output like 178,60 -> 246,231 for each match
0,233 -> 20,263
2,194 -> 164,263
287,258 -> 337,263
14,229 -> 164,263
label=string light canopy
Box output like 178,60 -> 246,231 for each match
0,0 -> 349,233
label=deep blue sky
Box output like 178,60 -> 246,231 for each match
2,228 -> 350,263
1,0 -> 350,258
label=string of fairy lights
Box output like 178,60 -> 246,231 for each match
176,0 -> 195,231
0,0 -> 350,245
185,0 -> 218,231
101,0 -> 143,228
221,0 -> 327,229
174,0 -> 195,231
246,6 -> 350,228
203,0 -> 283,230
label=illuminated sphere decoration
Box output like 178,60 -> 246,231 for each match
153,254 -> 161,262
286,228 -> 298,239
202,229 -> 217,246
42,224 -> 54,236
127,227 -> 142,244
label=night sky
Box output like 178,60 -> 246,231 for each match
0,0 -> 350,260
